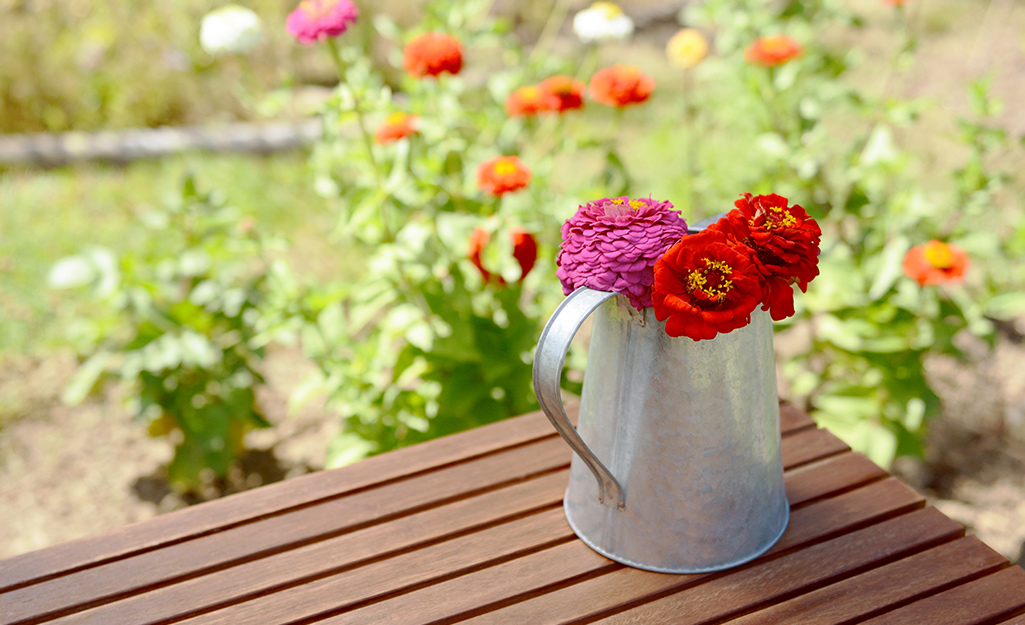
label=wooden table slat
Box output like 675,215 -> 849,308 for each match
0,401 -> 814,597
0,407 -> 568,592
858,565 -> 1025,625
725,536 -> 1007,625
588,507 -> 964,625
32,473 -> 569,625
998,611 -> 1025,625
180,446 -> 901,625
335,506 -> 961,625
5,402 -> 1023,625
0,404 -> 823,625
28,432 -> 878,625
455,476 -> 925,625
2,436 -> 573,625
45,424 -> 860,625
778,427 -> 848,468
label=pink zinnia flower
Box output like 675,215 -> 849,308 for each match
286,0 -> 359,46
556,196 -> 689,310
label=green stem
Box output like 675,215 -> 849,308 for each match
325,39 -> 394,242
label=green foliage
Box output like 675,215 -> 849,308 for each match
0,0 -> 319,132
671,0 -> 1025,466
43,0 -> 1025,478
50,177 -> 276,491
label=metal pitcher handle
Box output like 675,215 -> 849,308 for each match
533,287 -> 625,510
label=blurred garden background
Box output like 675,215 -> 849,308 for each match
2,0 -> 1025,563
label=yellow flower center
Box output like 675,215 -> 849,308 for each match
760,35 -> 793,56
494,160 -> 519,176
591,1 -> 623,18
385,112 -> 408,124
923,240 -> 955,269
763,203 -> 797,229
688,259 -> 734,301
610,198 -> 645,210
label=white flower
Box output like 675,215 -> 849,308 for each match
200,5 -> 264,57
572,2 -> 635,43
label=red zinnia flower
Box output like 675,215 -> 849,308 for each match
713,193 -> 821,321
538,75 -> 586,113
467,227 -> 538,285
374,112 -> 418,144
403,32 -> 463,78
902,240 -> 969,286
652,229 -> 763,341
505,85 -> 558,118
588,65 -> 654,108
286,0 -> 359,46
476,156 -> 531,196
510,227 -> 538,281
745,34 -> 802,67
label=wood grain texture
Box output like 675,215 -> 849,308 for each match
591,508 -> 964,625
42,473 -> 571,625
858,565 -> 1025,625
0,401 -> 812,596
0,406 -> 567,592
456,477 -> 926,625
48,422 -> 852,625
3,435 -> 572,625
997,612 -> 1025,625
6,402 -> 1023,625
725,536 -> 1007,624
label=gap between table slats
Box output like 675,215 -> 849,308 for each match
150,441 -> 887,625
311,497 -> 950,625
1,402 -> 814,625
856,565 -> 1025,625
720,536 -> 1008,625
434,475 -> 925,625
0,406 -> 574,592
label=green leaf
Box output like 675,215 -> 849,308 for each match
325,432 -> 377,469
867,236 -> 910,300
985,292 -> 1025,320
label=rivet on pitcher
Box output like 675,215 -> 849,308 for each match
534,193 -> 822,573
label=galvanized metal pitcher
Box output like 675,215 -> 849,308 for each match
533,287 -> 789,574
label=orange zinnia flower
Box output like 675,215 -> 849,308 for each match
745,34 -> 802,67
505,85 -> 557,118
588,64 -> 655,108
374,112 -> 418,144
538,75 -> 586,113
902,240 -> 969,286
476,156 -> 531,196
468,228 -> 501,285
403,32 -> 463,78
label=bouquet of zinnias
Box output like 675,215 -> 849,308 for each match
557,193 -> 822,341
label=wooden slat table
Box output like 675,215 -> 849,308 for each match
3,402 -> 1025,625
